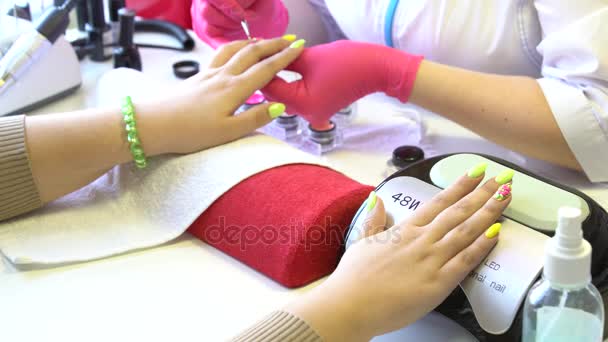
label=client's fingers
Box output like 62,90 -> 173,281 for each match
360,192 -> 387,240
434,183 -> 512,260
225,102 -> 286,141
428,177 -> 502,238
439,225 -> 500,284
406,163 -> 488,227
209,40 -> 250,68
238,39 -> 306,95
223,37 -> 295,75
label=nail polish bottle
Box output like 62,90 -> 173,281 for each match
301,120 -> 343,154
86,0 -> 113,61
259,113 -> 304,142
113,8 -> 141,71
384,145 -> 425,177
277,114 -> 302,131
522,207 -> 604,342
109,0 -> 126,43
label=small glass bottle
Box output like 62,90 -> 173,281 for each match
384,145 -> 425,177
301,120 -> 343,154
522,207 -> 605,342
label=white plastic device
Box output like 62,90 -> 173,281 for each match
0,15 -> 81,116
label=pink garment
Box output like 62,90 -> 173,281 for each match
191,0 -> 289,48
262,40 -> 424,127
126,0 -> 193,29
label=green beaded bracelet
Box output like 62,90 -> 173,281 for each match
121,96 -> 148,169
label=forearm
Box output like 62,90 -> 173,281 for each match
409,60 -> 581,170
26,101 -> 173,203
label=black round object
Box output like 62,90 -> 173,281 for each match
173,60 -> 200,79
307,121 -> 337,145
135,20 -> 196,51
113,8 -> 141,70
276,114 -> 299,129
391,145 -> 424,168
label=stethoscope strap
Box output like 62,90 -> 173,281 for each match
384,0 -> 401,47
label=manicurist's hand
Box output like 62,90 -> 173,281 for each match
261,40 -> 423,127
285,165 -> 514,341
191,0 -> 289,48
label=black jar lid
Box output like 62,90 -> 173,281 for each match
392,145 -> 424,168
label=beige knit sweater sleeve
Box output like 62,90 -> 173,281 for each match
0,115 -> 41,221
231,311 -> 323,342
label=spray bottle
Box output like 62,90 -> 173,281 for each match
523,207 -> 604,341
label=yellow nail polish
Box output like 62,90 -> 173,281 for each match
290,39 -> 306,49
485,223 -> 502,238
268,103 -> 286,119
366,191 -> 377,212
467,162 -> 487,178
0,79 -> 5,87
495,169 -> 514,184
282,34 -> 297,42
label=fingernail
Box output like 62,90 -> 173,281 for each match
282,34 -> 297,42
268,103 -> 286,119
494,183 -> 512,201
467,162 -> 487,178
366,191 -> 377,212
485,223 -> 502,239
495,169 -> 514,184
290,39 -> 306,49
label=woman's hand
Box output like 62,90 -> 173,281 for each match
136,37 -> 305,155
25,37 -> 305,203
285,166 -> 513,341
191,0 -> 289,48
261,40 -> 423,127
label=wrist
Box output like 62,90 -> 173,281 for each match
285,281 -> 374,342
132,101 -> 176,156
374,46 -> 424,102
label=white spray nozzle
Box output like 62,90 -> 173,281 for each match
544,206 -> 591,287
556,207 -> 584,250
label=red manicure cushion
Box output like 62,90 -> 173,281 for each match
187,164 -> 373,288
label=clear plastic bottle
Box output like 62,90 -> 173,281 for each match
522,207 -> 605,342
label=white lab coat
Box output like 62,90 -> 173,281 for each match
316,0 -> 608,182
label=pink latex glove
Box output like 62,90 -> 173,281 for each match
191,0 -> 289,48
262,40 -> 424,127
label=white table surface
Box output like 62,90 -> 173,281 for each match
1,30 -> 606,342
